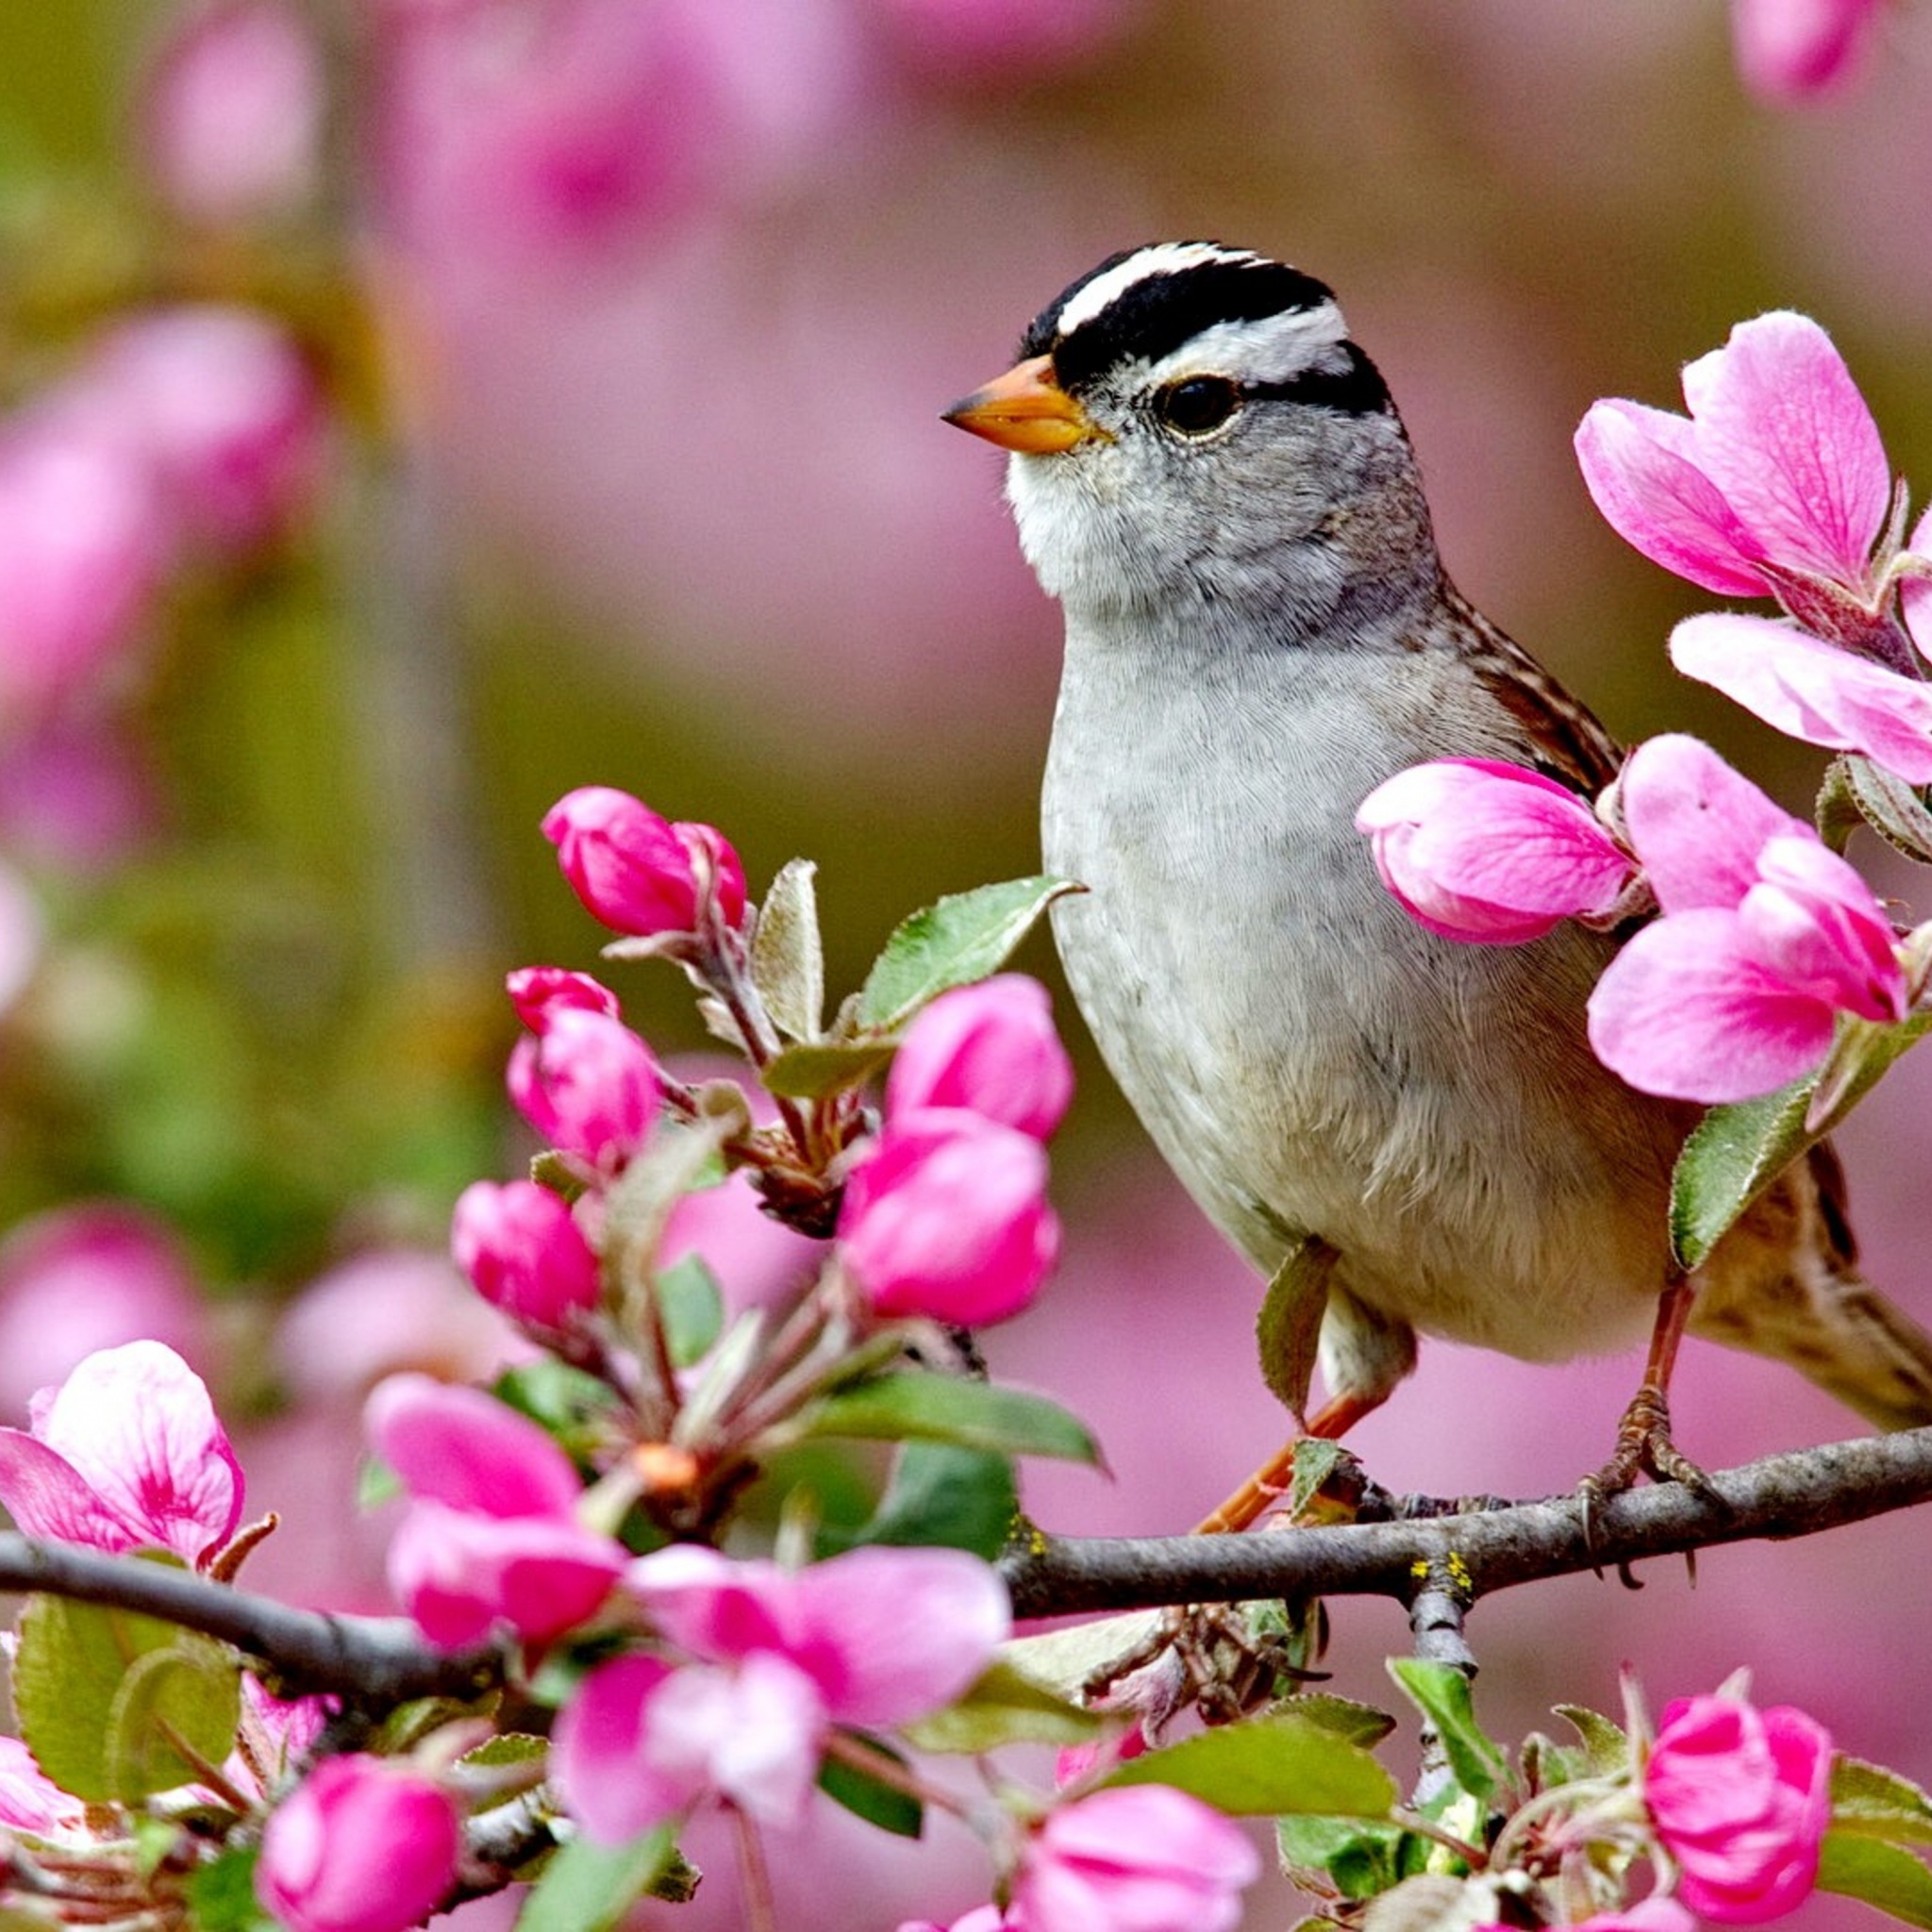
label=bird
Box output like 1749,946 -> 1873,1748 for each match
942,241 -> 1932,1527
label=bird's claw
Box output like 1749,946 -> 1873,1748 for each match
1576,1382 -> 1720,1547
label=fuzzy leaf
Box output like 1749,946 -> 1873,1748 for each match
1818,1831 -> 1932,1928
999,1611 -> 1167,1707
655,1255 -> 724,1369
1839,756 -> 1932,864
903,1659 -> 1100,1755
857,877 -> 1083,1030
857,1441 -> 1019,1559
760,1039 -> 898,1102
1291,1694 -> 1400,1750
1554,1703 -> 1628,1779
1107,1713 -> 1399,1817
186,1848 -> 274,1932
793,1372 -> 1100,1464
1388,1660 -> 1505,1801
1833,1757 -> 1932,1844
819,1739 -> 923,1838
1671,1012 -> 1932,1267
751,858 -> 825,1043
15,1591 -> 238,1803
1257,1239 -> 1337,1423
514,1827 -> 679,1932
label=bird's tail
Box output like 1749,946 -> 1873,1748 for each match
1690,1142 -> 1932,1431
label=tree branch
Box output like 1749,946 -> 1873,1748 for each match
0,1537 -> 503,1705
1000,1425 -> 1932,1619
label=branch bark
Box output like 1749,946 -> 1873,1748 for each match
1000,1424 -> 1932,1619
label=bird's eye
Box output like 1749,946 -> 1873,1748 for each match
1155,375 -> 1241,438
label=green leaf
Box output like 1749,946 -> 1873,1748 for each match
856,877 -> 1083,1030
760,1039 -> 898,1102
857,1441 -> 1019,1559
751,858 -> 825,1042
1289,1439 -> 1350,1521
1839,756 -> 1932,864
460,1732 -> 553,1774
819,1739 -> 924,1838
514,1827 -> 679,1932
656,1254 -> 725,1368
1257,1238 -> 1337,1423
186,1847 -> 275,1932
903,1659 -> 1100,1755
1819,1831 -> 1932,1928
1671,1012 -> 1932,1268
1291,1694 -> 1399,1750
492,1358 -> 620,1440
14,1592 -> 239,1804
1553,1703 -> 1628,1780
1833,1756 -> 1932,1844
1108,1713 -> 1399,1817
793,1372 -> 1101,1465
1277,1815 -> 1427,1902
1387,1660 -> 1505,1802
999,1610 -> 1167,1707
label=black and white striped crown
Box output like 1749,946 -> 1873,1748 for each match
1019,241 -> 1390,416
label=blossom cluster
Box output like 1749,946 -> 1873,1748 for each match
1362,311 -> 1932,1106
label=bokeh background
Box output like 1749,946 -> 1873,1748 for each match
0,2 -> 1928,1926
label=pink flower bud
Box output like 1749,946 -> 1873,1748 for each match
141,1 -> 325,225
1013,1784 -> 1259,1932
886,974 -> 1074,1140
255,1755 -> 460,1932
451,1178 -> 600,1330
1731,0 -> 1884,104
542,785 -> 746,937
1356,758 -> 1635,944
836,1109 -> 1058,1324
1644,1692 -> 1832,1924
505,964 -> 621,1029
507,1006 -> 658,1169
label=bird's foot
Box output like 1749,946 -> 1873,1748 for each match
1576,1381 -> 1720,1542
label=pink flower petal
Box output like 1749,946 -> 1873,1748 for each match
1732,0 -> 1885,102
787,1546 -> 1009,1726
1574,399 -> 1770,597
1899,507 -> 1932,661
31,1341 -> 242,1566
0,1429 -> 136,1554
553,1655 -> 692,1844
658,1651 -> 825,1827
363,1373 -> 584,1519
1588,910 -> 1839,1102
626,1544 -> 793,1660
1670,612 -> 1932,782
1681,312 -> 1890,590
1740,835 -> 1906,1023
1618,734 -> 1805,913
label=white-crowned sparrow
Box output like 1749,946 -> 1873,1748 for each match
944,241 -> 1932,1524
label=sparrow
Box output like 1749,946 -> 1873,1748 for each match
943,241 -> 1932,1526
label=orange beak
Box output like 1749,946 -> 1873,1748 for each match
942,354 -> 1105,455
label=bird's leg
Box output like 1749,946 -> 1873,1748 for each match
1191,1390 -> 1384,1535
1579,1274 -> 1720,1520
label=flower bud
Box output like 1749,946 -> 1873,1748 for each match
886,975 -> 1074,1140
836,1109 -> 1058,1324
255,1755 -> 460,1932
504,964 -> 621,1029
542,785 -> 746,937
451,1179 -> 600,1330
1644,1691 -> 1831,1924
507,1006 -> 658,1170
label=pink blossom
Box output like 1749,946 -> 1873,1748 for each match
557,1544 -> 1008,1841
0,1341 -> 242,1567
451,1178 -> 601,1332
141,0 -> 325,225
0,420 -> 166,721
1588,736 -> 1907,1102
887,974 -> 1074,1140
504,964 -> 621,1029
837,1109 -> 1059,1324
1011,1784 -> 1259,1932
0,1205 -> 208,1422
542,785 -> 747,937
896,1913 -> 1013,1932
1355,758 -> 1635,944
0,721 -> 161,870
507,1005 -> 659,1170
363,1374 -> 624,1647
1645,1692 -> 1832,1923
1575,312 -> 1890,600
1670,611 -> 1932,783
255,1754 -> 460,1932
0,860 -> 42,1020
0,1736 -> 85,1840
1731,0 -> 1885,103
77,307 -> 325,556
